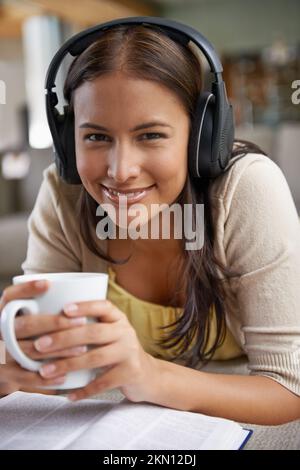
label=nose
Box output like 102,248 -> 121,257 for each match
107,143 -> 141,182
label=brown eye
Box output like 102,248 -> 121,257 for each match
140,133 -> 166,141
84,134 -> 111,142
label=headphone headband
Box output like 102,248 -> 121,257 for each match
45,16 -> 223,92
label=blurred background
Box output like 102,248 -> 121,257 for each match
0,0 -> 299,290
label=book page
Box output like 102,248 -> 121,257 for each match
0,391 -> 121,450
67,401 -> 245,450
0,391 -> 249,450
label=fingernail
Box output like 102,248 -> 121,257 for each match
34,280 -> 48,289
34,336 -> 53,351
40,363 -> 56,377
69,316 -> 87,326
64,303 -> 79,314
72,346 -> 88,355
52,375 -> 66,385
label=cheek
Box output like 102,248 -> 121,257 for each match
153,147 -> 188,187
75,148 -> 106,181
75,137 -> 88,175
76,158 -> 93,179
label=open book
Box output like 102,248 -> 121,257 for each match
0,391 -> 252,450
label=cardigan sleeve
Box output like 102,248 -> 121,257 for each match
223,156 -> 300,395
21,163 -> 82,274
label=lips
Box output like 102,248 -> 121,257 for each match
101,184 -> 155,194
101,184 -> 155,205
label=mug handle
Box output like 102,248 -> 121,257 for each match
0,300 -> 42,371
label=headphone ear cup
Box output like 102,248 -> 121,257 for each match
188,91 -> 215,179
219,103 -> 234,169
58,107 -> 81,184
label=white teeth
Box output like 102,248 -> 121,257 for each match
107,188 -> 144,197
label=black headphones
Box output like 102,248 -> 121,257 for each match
45,16 -> 235,184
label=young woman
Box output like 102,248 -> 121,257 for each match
1,24 -> 300,425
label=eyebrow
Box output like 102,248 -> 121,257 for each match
79,121 -> 173,132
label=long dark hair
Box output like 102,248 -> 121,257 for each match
63,25 -> 268,368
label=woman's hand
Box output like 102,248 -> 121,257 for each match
33,299 -> 161,403
0,280 -> 89,395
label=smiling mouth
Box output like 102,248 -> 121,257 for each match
101,184 -> 155,196
100,184 -> 155,204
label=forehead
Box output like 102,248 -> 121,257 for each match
73,72 -> 187,119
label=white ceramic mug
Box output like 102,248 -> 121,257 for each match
0,272 -> 108,390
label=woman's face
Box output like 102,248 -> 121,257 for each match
74,71 -> 190,231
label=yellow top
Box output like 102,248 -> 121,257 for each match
107,265 -> 244,362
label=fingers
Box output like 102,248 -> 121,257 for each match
20,387 -> 59,395
68,363 -> 125,401
0,280 -> 50,340
33,322 -> 122,353
0,280 -> 49,312
64,300 -> 123,323
19,339 -> 88,360
14,313 -> 87,340
0,362 -> 67,388
38,343 -> 123,379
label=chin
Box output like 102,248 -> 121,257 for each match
112,214 -> 150,230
